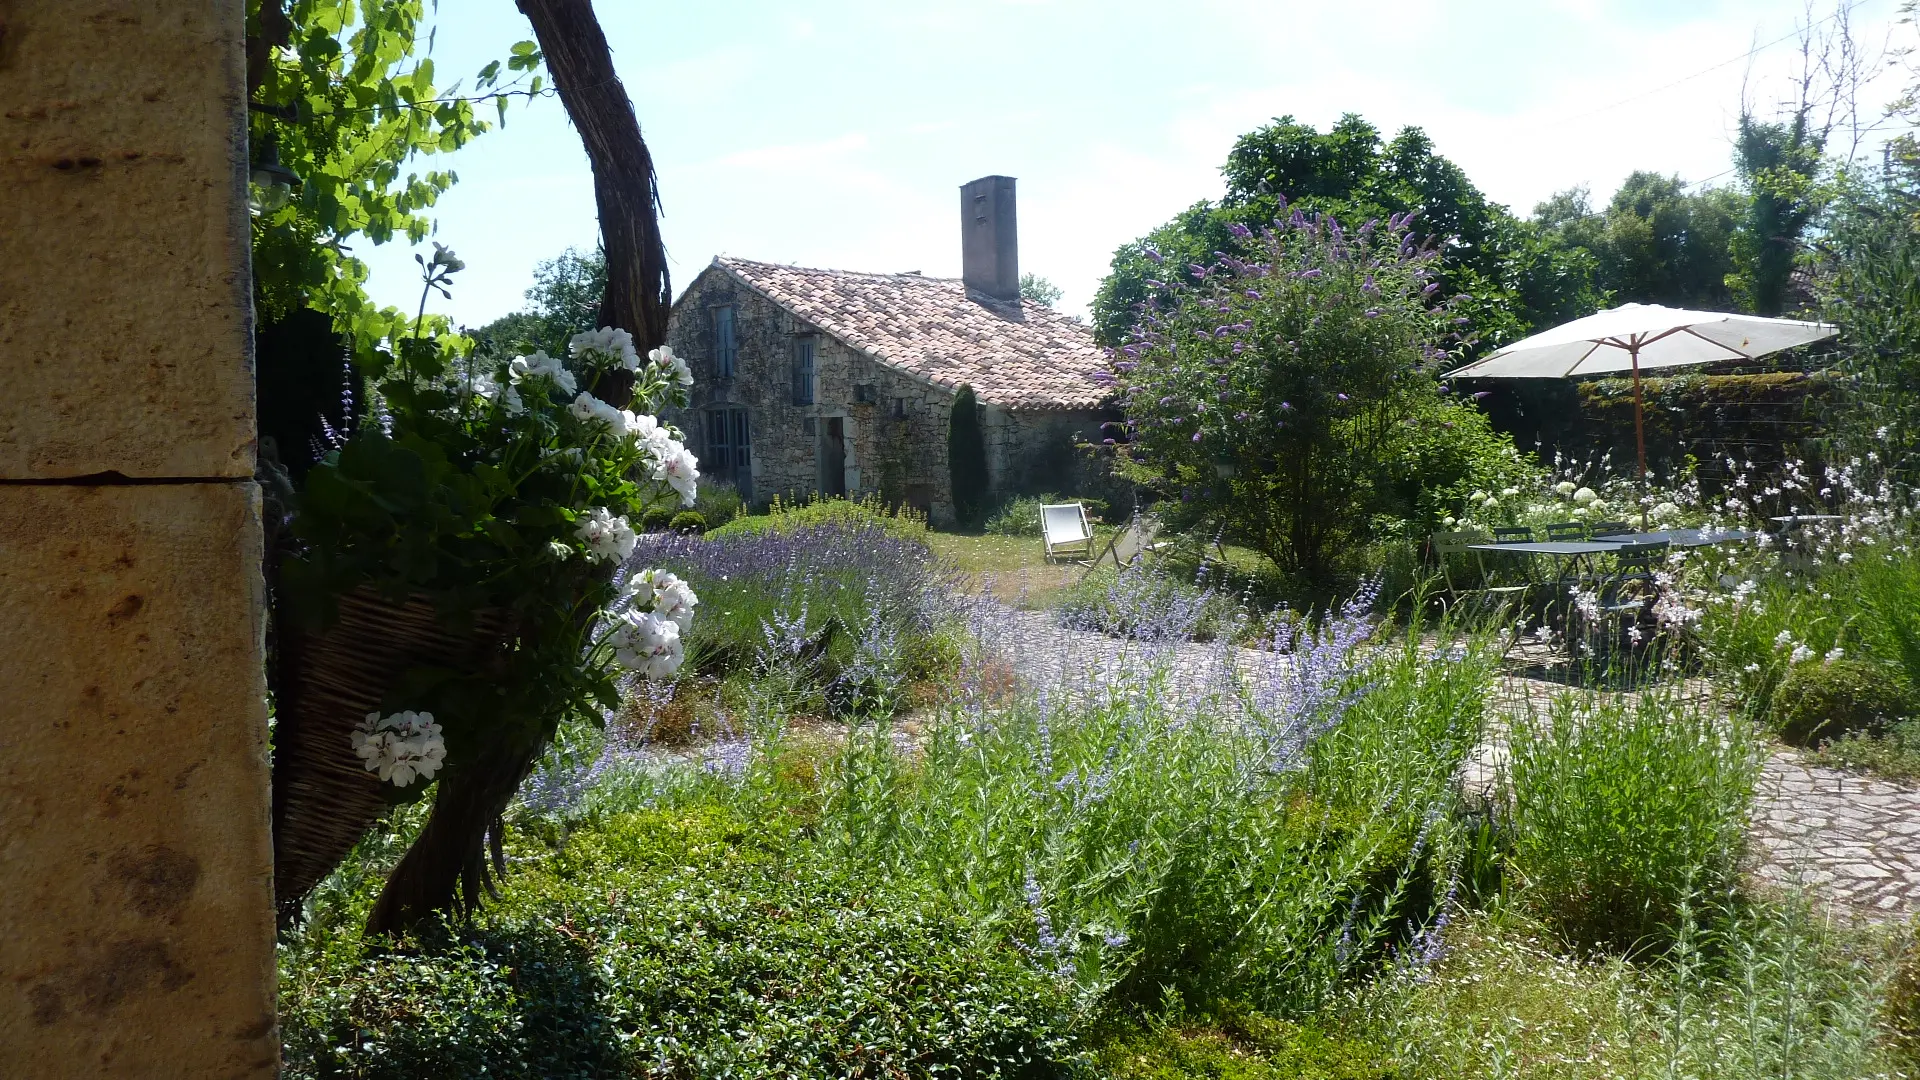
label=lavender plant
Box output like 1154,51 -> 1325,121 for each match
630,517 -> 964,713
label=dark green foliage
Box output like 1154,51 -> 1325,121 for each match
692,480 -> 744,530
280,809 -> 1080,1079
947,385 -> 989,528
1096,1014 -> 1391,1080
639,505 -> 675,532
1815,144 -> 1920,479
470,247 -> 608,360
249,1 -> 540,355
1532,174 -> 1741,311
1730,112 -> 1826,316
1773,659 -> 1913,747
668,510 -> 705,534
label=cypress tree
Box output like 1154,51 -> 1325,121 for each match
947,384 -> 988,527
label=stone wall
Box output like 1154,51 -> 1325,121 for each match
665,265 -> 1118,526
0,3 -> 278,1075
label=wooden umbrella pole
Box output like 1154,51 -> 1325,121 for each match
1631,343 -> 1649,530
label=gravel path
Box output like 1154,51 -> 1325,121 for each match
977,605 -> 1920,923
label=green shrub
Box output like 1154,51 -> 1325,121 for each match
1773,658 -> 1912,747
692,480 -> 743,530
1812,718 -> 1920,781
280,809 -> 1080,1079
639,505 -> 674,532
708,492 -> 928,543
1505,690 -> 1759,956
667,510 -> 705,534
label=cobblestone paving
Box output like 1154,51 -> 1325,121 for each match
980,605 -> 1920,923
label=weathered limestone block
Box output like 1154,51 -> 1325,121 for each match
0,483 -> 276,1077
0,0 -> 254,479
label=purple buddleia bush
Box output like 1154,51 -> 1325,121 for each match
1107,204 -> 1494,582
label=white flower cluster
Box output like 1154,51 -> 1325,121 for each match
569,391 -> 646,436
607,569 -> 699,680
570,326 -> 642,371
575,506 -> 638,564
350,710 -> 447,787
566,392 -> 701,505
510,351 -> 578,396
625,567 -> 699,627
649,345 -> 694,388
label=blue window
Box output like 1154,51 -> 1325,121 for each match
711,305 -> 738,379
792,336 -> 815,405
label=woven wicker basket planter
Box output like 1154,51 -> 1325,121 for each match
272,587 -> 501,915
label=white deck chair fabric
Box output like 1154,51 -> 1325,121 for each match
1040,502 -> 1093,562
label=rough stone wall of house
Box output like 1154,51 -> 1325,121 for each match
665,269 -> 962,523
990,408 -> 1118,502
0,3 -> 279,1076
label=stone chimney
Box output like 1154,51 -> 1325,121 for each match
960,175 -> 1019,303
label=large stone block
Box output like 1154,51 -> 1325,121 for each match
0,0 -> 254,479
0,482 -> 276,1077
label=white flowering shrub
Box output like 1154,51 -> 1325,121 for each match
281,320 -> 700,797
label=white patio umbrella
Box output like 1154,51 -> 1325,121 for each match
1447,303 -> 1837,524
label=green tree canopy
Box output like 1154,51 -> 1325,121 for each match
471,246 -> 608,359
1093,114 -> 1601,350
1532,173 -> 1741,311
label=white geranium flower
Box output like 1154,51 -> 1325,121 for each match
509,351 -> 578,397
349,710 -> 446,787
570,326 -> 642,372
575,506 -> 637,564
650,345 -> 693,387
609,609 -> 684,679
646,569 -> 700,629
657,443 -> 700,505
1573,486 -> 1599,506
569,392 -> 644,438
476,374 -> 526,415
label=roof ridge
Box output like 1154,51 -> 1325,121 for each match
717,255 -> 962,283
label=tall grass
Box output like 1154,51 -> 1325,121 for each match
1365,902 -> 1901,1080
1504,689 -> 1760,956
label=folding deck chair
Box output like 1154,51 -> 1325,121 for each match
1040,502 -> 1095,563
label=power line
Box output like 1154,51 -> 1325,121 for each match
1555,0 -> 1877,127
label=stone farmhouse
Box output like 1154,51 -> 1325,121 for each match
663,176 -> 1112,525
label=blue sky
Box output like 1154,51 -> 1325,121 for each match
360,0 -> 1910,326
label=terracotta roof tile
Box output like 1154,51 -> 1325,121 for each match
714,257 -> 1110,411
